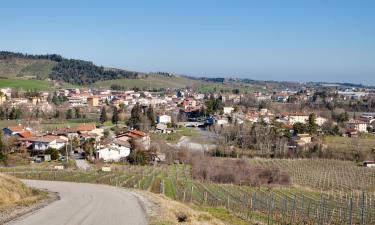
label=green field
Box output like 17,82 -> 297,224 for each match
0,78 -> 54,91
94,75 -> 203,89
0,78 -> 79,91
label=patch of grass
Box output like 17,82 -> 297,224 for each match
151,127 -> 197,143
194,206 -> 249,225
0,78 -> 53,91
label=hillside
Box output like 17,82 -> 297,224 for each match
0,51 -> 207,89
0,173 -> 43,210
0,51 -> 141,85
0,57 -> 56,79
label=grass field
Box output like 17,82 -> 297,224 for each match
324,135 -> 375,159
0,78 -> 79,91
151,127 -> 198,143
94,75 -> 204,89
0,78 -> 54,91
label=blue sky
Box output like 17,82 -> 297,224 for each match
1,0 -> 374,85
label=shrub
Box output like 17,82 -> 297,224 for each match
191,156 -> 291,186
45,148 -> 60,160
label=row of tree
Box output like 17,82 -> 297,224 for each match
0,107 -> 22,120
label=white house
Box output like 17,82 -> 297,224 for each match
32,135 -> 67,152
284,113 -> 309,125
157,115 -> 172,124
216,118 -> 229,126
347,120 -> 368,133
223,107 -> 234,115
315,116 -> 328,126
96,146 -> 130,162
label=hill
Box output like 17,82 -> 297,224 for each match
0,51 -> 141,85
0,51 -> 208,89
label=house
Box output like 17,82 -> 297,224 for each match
292,133 -> 312,146
363,161 -> 375,168
216,118 -> 229,126
155,123 -> 174,134
182,98 -> 197,109
0,88 -> 12,98
31,135 -> 67,153
223,107 -> 234,115
273,93 -> 289,102
87,96 -> 99,107
96,138 -> 131,162
157,115 -> 172,124
315,116 -> 327,126
0,94 -> 6,104
2,125 -> 32,137
284,113 -> 309,125
116,130 -> 151,150
75,123 -> 104,138
29,97 -> 42,105
347,120 -> 368,133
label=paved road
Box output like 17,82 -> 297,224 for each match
7,180 -> 147,225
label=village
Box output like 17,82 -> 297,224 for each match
1,84 -> 375,168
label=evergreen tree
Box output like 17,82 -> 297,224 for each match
146,106 -> 156,128
0,107 -> 4,120
54,110 -> 60,119
112,107 -> 119,125
127,104 -> 143,129
74,107 -> 81,119
308,113 -> 318,134
52,92 -> 59,105
8,107 -> 20,120
99,107 -> 107,124
66,109 -> 73,120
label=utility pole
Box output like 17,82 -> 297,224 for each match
65,142 -> 69,163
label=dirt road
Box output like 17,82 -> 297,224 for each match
7,180 -> 147,225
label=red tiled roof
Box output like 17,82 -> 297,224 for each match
116,130 -> 148,139
75,124 -> 96,132
18,131 -> 33,138
8,126 -> 24,133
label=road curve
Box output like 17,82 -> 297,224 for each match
7,180 -> 147,225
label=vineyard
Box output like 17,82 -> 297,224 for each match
1,159 -> 375,225
248,158 -> 375,192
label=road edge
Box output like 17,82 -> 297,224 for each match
2,191 -> 60,224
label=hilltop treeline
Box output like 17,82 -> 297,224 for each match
0,51 -> 140,85
49,59 -> 140,85
0,51 -> 63,62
